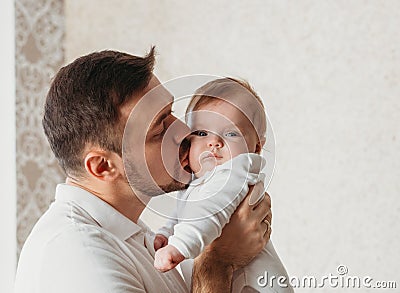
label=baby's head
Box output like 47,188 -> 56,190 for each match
186,78 -> 266,177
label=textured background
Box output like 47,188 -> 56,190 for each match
15,0 -> 65,257
15,1 -> 400,292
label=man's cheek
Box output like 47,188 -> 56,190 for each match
162,135 -> 182,171
145,143 -> 162,169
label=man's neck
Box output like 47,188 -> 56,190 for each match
65,177 -> 146,223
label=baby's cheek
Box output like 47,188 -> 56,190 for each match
226,141 -> 249,157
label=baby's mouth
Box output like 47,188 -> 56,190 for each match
202,152 -> 223,160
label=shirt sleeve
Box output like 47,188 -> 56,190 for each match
168,153 -> 265,258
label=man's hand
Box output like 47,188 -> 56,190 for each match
209,182 -> 272,269
192,182 -> 272,292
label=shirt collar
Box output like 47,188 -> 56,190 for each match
55,183 -> 142,241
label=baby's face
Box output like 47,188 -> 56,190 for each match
187,101 -> 259,177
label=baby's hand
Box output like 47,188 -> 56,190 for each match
154,244 -> 185,272
154,234 -> 168,251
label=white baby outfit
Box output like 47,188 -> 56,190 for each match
158,153 -> 293,292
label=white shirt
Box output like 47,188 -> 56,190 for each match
14,184 -> 188,293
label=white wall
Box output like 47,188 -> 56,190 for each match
65,1 -> 400,291
0,0 -> 16,291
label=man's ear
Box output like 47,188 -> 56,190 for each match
84,151 -> 121,181
255,137 -> 266,154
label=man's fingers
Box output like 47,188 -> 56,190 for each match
263,219 -> 272,239
264,210 -> 272,225
257,203 -> 272,240
252,191 -> 271,209
252,195 -> 271,219
248,182 -> 265,206
263,217 -> 271,232
253,192 -> 271,209
253,193 -> 272,241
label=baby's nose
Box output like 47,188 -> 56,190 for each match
207,135 -> 223,148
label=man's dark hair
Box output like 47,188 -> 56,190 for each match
42,48 -> 155,176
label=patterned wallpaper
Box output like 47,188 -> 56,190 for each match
15,0 -> 65,254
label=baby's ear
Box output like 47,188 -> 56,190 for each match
255,137 -> 266,154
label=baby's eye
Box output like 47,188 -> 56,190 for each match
192,130 -> 208,137
225,131 -> 240,137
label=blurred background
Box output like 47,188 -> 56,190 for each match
1,1 -> 399,292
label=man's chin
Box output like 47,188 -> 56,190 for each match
160,180 -> 188,193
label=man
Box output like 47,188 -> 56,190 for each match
14,48 -> 272,292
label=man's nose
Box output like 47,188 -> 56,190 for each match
171,117 -> 191,145
207,134 -> 223,148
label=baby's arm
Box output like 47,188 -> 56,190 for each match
154,191 -> 182,251
154,218 -> 177,251
170,153 -> 265,259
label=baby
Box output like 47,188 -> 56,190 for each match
154,78 -> 293,292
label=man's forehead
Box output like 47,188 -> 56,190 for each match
120,76 -> 173,122
143,76 -> 174,105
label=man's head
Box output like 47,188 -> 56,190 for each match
43,49 -> 156,177
43,49 -> 190,198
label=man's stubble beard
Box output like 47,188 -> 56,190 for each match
124,157 -> 188,198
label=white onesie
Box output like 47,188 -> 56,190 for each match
158,153 -> 293,292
